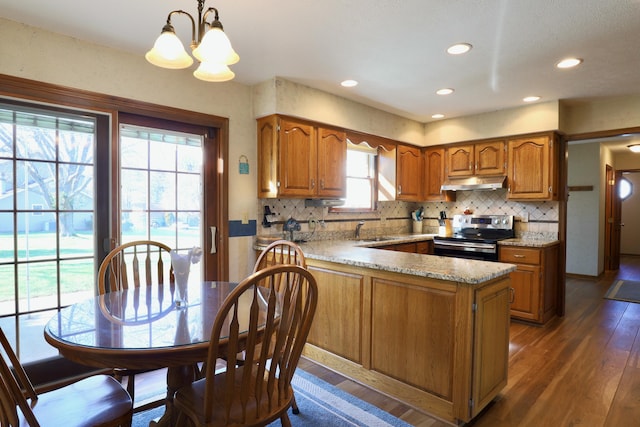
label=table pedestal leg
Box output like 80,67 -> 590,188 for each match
149,364 -> 197,427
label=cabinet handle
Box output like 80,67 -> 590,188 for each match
398,184 -> 402,195
509,287 -> 515,304
513,254 -> 525,258
311,178 -> 315,189
320,178 -> 325,190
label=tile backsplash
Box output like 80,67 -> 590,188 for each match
258,188 -> 558,241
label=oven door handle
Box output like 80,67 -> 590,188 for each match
433,240 -> 496,250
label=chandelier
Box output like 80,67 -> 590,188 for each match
145,0 -> 239,82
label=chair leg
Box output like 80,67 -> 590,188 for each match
126,375 -> 135,402
291,393 -> 299,414
280,412 -> 292,427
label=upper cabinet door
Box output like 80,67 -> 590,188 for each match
279,119 -> 317,197
475,141 -> 505,176
257,115 -> 279,198
424,147 -> 455,201
317,127 -> 347,198
507,135 -> 554,200
397,144 -> 423,201
447,145 -> 474,177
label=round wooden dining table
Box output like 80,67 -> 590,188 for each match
43,281 -> 260,427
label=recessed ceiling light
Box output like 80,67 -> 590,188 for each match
523,96 -> 541,102
436,88 -> 454,96
432,113 -> 445,119
341,79 -> 358,87
628,144 -> 640,153
447,43 -> 472,55
556,58 -> 583,69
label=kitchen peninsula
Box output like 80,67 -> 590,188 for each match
266,237 -> 516,425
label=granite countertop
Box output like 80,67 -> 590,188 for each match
257,236 -> 516,285
499,237 -> 560,248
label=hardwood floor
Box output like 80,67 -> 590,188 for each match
136,255 -> 640,426
298,255 -> 640,427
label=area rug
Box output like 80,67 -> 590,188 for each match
132,368 -> 412,427
604,279 -> 640,303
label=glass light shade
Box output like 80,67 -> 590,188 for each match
193,61 -> 235,82
192,27 -> 239,65
628,144 -> 640,153
145,31 -> 194,69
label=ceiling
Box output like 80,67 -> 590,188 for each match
2,0 -> 640,150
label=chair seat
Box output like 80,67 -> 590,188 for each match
175,366 -> 294,427
20,375 -> 133,427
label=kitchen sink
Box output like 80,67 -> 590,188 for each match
360,236 -> 403,242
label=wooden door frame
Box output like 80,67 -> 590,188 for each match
604,165 -> 621,271
0,74 -> 230,281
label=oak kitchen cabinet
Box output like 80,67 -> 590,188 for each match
423,147 -> 456,201
499,243 -> 559,324
506,133 -> 560,200
396,144 -> 422,201
303,258 -> 510,424
446,140 -> 506,178
257,115 -> 346,198
377,240 -> 433,254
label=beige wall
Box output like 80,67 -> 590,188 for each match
254,78 -> 425,145
424,101 -> 560,145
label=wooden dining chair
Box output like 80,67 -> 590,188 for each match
97,240 -> 174,404
0,328 -> 133,427
254,239 -> 307,273
250,239 -> 306,414
173,264 -> 318,427
97,239 -> 174,294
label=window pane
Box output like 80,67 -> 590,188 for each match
0,213 -> 14,262
177,173 -> 201,210
0,160 -> 13,207
345,177 -> 373,208
0,121 -> 14,157
346,150 -> 372,178
18,261 -> 58,312
0,264 -> 15,316
150,171 -> 176,211
150,139 -> 176,171
60,259 -> 94,306
121,136 -> 148,168
177,144 -> 202,173
16,160 -> 56,210
122,169 -> 148,212
58,127 -> 94,164
16,121 -> 56,161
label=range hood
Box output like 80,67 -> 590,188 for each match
304,198 -> 345,207
440,176 -> 506,191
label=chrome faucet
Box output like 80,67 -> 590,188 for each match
355,221 -> 365,239
283,217 -> 301,241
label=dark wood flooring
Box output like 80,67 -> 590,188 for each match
137,255 -> 640,426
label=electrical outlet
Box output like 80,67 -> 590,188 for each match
241,212 -> 249,225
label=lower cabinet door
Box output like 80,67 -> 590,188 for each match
509,264 -> 541,321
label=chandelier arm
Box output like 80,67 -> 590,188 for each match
203,7 -> 222,30
167,10 -> 198,50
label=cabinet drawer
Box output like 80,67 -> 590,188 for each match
499,247 -> 540,265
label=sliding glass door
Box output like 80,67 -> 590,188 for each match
118,122 -> 204,283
